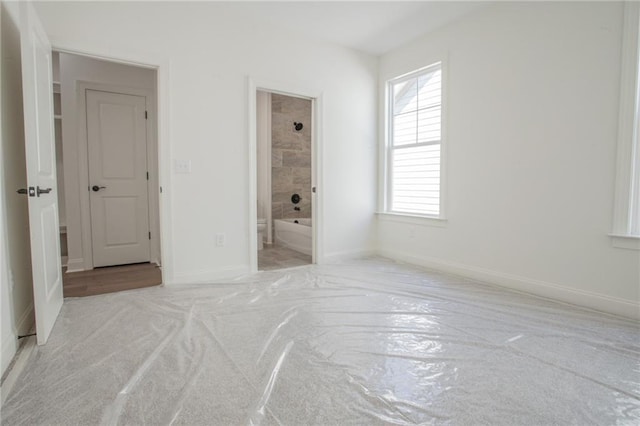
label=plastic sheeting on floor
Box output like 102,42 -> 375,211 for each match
1,257 -> 639,425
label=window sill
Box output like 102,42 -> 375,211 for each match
376,212 -> 448,228
609,234 -> 640,250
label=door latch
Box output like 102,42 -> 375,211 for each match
16,187 -> 37,197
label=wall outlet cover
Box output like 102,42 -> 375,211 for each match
174,159 -> 192,174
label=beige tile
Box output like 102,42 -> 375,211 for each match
271,203 -> 283,220
271,94 -> 311,154
282,210 -> 300,219
292,167 -> 311,185
271,150 -> 283,167
282,202 -> 311,218
258,244 -> 311,271
282,151 -> 311,167
272,135 -> 302,151
271,167 -> 292,189
272,191 -> 297,204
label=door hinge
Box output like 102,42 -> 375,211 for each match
146,171 -> 149,180
148,231 -> 151,240
145,111 -> 148,120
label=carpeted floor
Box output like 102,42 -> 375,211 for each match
2,257 -> 638,425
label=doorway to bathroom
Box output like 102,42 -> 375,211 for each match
255,90 -> 315,271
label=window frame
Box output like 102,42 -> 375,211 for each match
384,61 -> 447,221
611,2 -> 640,250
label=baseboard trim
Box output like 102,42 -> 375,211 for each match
322,249 -> 376,264
1,333 -> 17,379
65,258 -> 85,273
15,303 -> 34,336
1,335 -> 36,406
378,248 -> 640,320
167,265 -> 250,285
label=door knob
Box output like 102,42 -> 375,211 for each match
36,187 -> 52,196
92,185 -> 106,192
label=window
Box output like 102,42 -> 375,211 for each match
386,62 -> 444,217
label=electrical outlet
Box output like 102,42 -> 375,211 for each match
174,159 -> 192,174
215,233 -> 226,247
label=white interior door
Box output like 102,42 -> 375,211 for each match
20,1 -> 63,345
86,90 -> 151,267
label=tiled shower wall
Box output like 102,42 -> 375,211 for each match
271,93 -> 312,221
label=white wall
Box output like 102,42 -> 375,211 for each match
1,1 -> 35,376
377,2 -> 640,318
58,53 -> 160,271
35,2 -> 378,282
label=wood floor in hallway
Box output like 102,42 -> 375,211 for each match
63,262 -> 162,297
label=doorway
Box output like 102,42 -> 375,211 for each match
53,51 -> 162,295
255,90 -> 315,271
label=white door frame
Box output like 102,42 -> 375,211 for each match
256,91 -> 273,245
51,43 -> 174,283
76,82 -> 159,269
247,77 -> 324,272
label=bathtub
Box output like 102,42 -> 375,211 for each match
274,218 -> 312,256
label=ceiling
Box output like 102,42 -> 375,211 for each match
35,1 -> 488,56
232,1 -> 488,55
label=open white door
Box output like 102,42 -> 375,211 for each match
20,1 -> 63,345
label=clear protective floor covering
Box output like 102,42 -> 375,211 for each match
2,257 -> 639,425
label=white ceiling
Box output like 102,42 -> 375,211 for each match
234,1 -> 487,55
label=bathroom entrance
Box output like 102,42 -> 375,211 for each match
255,90 -> 314,271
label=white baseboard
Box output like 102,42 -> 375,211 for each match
167,265 -> 250,285
1,335 -> 36,406
1,306 -> 34,379
1,333 -> 17,379
65,258 -> 85,273
15,303 -> 34,336
378,248 -> 640,320
322,249 -> 376,264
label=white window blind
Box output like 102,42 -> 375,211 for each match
388,63 -> 443,216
